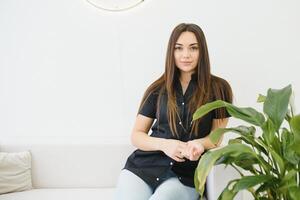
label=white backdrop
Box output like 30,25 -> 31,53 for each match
1,0 -> 299,199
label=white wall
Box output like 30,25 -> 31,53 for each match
1,0 -> 300,199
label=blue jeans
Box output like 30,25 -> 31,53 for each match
114,169 -> 200,200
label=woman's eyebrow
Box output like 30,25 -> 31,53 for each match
175,43 -> 198,46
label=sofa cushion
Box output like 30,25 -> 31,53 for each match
0,188 -> 115,200
0,151 -> 32,195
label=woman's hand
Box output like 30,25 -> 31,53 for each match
184,140 -> 205,161
161,139 -> 187,162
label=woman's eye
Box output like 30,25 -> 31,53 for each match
191,46 -> 199,51
175,46 -> 182,50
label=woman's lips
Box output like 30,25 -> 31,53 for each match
181,61 -> 192,65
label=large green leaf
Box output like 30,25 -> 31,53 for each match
288,91 -> 296,117
216,153 -> 259,173
217,180 -> 238,200
208,128 -> 227,144
290,115 -> 300,154
218,188 -> 237,200
267,145 -> 285,177
209,125 -> 268,156
226,105 -> 265,127
208,127 -> 274,174
263,85 -> 292,131
217,175 -> 274,200
261,119 -> 276,145
262,120 -> 284,167
288,186 -> 300,200
255,180 -> 279,196
281,169 -> 298,184
228,138 -> 242,144
194,144 -> 255,196
282,128 -> 300,165
233,175 -> 274,192
192,100 -> 227,120
192,100 -> 265,126
232,153 -> 259,172
209,125 -> 255,144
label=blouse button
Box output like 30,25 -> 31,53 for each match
170,162 -> 173,166
178,177 -> 182,180
182,102 -> 185,105
156,177 -> 160,181
179,122 -> 182,125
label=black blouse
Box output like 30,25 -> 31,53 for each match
124,74 -> 231,191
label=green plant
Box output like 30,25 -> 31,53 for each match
193,85 -> 300,200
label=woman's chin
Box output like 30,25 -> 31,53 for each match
178,67 -> 196,73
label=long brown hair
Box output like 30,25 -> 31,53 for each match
139,23 -> 233,138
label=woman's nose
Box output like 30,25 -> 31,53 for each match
182,49 -> 191,58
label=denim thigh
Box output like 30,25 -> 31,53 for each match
114,169 -> 152,200
150,177 -> 200,200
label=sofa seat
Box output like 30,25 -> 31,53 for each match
0,137 -> 243,200
0,188 -> 115,200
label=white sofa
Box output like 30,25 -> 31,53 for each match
0,138 -> 135,200
0,138 -> 242,200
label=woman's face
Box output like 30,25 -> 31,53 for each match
174,31 -> 200,74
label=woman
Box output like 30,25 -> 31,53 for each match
115,23 -> 233,200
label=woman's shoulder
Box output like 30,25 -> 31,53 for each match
211,75 -> 231,88
210,74 -> 233,103
145,82 -> 166,96
142,84 -> 165,104
144,76 -> 166,96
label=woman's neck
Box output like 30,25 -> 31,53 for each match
179,72 -> 193,85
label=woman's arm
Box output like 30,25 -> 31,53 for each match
131,114 -> 186,162
184,118 -> 229,161
130,114 -> 161,151
195,118 -> 229,150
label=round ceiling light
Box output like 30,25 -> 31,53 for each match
86,0 -> 145,12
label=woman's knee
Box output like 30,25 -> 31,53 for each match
149,177 -> 199,200
114,169 -> 153,200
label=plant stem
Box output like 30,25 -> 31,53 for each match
247,187 -> 259,199
258,152 -> 264,174
230,164 -> 244,177
267,189 -> 274,200
298,163 -> 300,185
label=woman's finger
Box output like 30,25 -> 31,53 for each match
174,155 -> 185,162
189,145 -> 196,158
178,150 -> 186,159
191,146 -> 202,160
177,145 -> 188,157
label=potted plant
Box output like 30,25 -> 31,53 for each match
193,85 -> 300,200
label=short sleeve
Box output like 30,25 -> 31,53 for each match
138,91 -> 158,119
212,79 -> 233,119
213,107 -> 231,119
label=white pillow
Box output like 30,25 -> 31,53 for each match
0,151 -> 32,194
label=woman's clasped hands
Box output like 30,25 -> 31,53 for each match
162,139 -> 205,162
